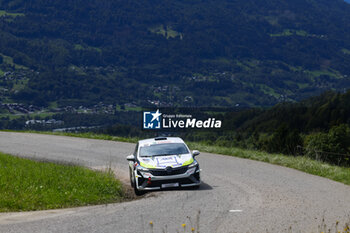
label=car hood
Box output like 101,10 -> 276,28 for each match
138,153 -> 194,169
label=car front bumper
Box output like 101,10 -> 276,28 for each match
135,167 -> 201,190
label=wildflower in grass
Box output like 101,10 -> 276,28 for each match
182,223 -> 186,228
149,221 -> 154,233
191,227 -> 195,232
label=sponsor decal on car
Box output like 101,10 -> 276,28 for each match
139,154 -> 193,169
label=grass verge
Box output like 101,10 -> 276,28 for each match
0,151 -> 125,212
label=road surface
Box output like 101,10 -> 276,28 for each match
0,132 -> 349,233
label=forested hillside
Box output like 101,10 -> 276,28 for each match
185,90 -> 350,165
0,0 -> 350,107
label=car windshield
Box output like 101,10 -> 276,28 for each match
139,143 -> 189,157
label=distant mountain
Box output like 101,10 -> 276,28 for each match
0,0 -> 350,107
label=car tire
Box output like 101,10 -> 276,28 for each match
129,169 -> 134,188
134,184 -> 146,196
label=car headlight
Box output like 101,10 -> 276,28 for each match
186,160 -> 198,174
188,160 -> 198,168
140,172 -> 152,177
136,166 -> 152,177
186,167 -> 196,174
137,165 -> 149,172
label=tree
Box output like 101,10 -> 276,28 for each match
265,124 -> 303,155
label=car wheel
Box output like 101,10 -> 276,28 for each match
129,169 -> 134,188
134,184 -> 146,196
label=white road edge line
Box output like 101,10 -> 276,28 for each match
229,210 -> 243,213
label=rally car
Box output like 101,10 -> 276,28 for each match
126,137 -> 201,195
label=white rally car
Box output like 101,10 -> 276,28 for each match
127,137 -> 201,195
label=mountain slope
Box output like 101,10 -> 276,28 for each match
0,0 -> 350,107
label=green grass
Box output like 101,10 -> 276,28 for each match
270,29 -> 309,37
202,57 -> 232,66
0,53 -> 28,70
306,69 -> 342,80
74,44 -> 84,50
342,48 -> 350,55
0,53 -> 14,66
264,16 -> 279,26
0,114 -> 20,120
48,101 -> 58,109
257,84 -> 280,98
0,111 -> 56,120
116,105 -> 143,112
73,44 -> 102,53
0,151 -> 125,212
30,112 -> 56,118
0,10 -> 24,17
11,78 -> 28,91
297,82 -> 309,88
68,65 -> 87,75
234,59 -> 260,71
149,25 -> 183,39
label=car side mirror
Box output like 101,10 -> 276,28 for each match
126,154 -> 135,161
192,150 -> 200,157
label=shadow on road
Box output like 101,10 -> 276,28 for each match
196,181 -> 213,191
143,181 -> 213,196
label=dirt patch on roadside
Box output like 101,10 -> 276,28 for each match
91,165 -> 158,200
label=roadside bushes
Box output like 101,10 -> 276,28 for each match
258,124 -> 350,166
260,124 -> 303,155
304,124 -> 350,166
241,123 -> 350,166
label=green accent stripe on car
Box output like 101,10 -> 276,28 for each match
140,162 -> 156,169
182,158 -> 194,166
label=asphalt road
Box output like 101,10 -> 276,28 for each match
0,132 -> 349,233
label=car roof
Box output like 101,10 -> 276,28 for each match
138,137 -> 185,147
